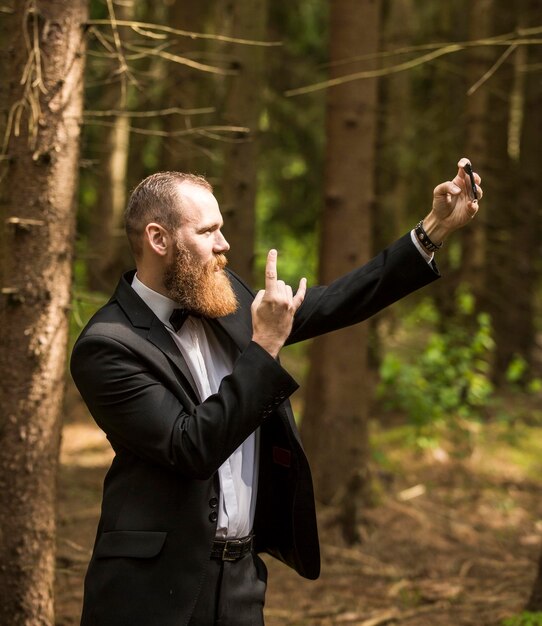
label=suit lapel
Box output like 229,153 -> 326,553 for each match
208,270 -> 254,353
208,313 -> 252,354
114,271 -> 200,403
146,317 -> 200,402
113,269 -> 254,403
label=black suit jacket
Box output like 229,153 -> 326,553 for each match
70,233 -> 439,626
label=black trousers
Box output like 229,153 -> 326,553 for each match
189,552 -> 268,625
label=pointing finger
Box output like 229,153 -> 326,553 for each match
265,249 -> 278,295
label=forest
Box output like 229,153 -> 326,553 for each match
1,0 -> 542,624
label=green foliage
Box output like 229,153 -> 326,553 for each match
502,612 -> 542,626
377,290 -> 495,449
69,255 -> 108,351
253,0 -> 328,288
506,355 -> 528,384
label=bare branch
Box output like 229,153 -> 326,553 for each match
194,129 -> 249,144
131,24 -> 167,40
2,2 -> 43,153
85,121 -> 250,139
286,44 -> 464,97
467,44 -> 518,96
323,32 -> 516,69
105,0 -> 137,103
121,41 -> 235,75
286,34 -> 542,98
5,217 -> 45,225
321,27 -> 542,70
83,106 -> 215,118
88,25 -> 117,55
86,19 -> 282,47
517,25 -> 542,37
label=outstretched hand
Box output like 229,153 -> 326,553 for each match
423,157 -> 483,243
251,249 -> 307,358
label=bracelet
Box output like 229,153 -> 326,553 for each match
415,220 -> 443,252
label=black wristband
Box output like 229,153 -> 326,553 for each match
415,220 -> 442,252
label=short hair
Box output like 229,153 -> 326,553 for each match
124,172 -> 213,258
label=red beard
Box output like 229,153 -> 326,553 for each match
163,241 -> 238,318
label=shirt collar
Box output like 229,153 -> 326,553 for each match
131,273 -> 177,328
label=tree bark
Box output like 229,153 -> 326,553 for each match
218,0 -> 268,285
481,1 -> 518,383
160,0 -> 213,174
457,0 -> 494,296
87,0 -> 133,293
0,1 -> 87,623
376,0 -> 414,245
301,0 -> 381,543
505,0 -> 541,379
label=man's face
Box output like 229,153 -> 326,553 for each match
163,183 -> 238,317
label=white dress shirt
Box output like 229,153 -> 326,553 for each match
131,275 -> 258,539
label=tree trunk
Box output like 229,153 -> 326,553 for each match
376,0 -> 414,245
0,1 -> 87,624
415,3 -> 469,324
87,0 -> 133,293
371,0 -> 414,373
301,0 -> 381,544
504,0 -> 541,379
160,0 -> 213,174
218,0 -> 268,285
481,1 -> 518,383
457,0 -> 494,296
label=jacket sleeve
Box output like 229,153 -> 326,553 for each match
287,232 -> 440,344
70,337 -> 298,479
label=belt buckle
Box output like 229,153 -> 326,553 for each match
222,539 -> 239,561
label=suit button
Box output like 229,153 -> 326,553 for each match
209,497 -> 218,509
209,511 -> 218,523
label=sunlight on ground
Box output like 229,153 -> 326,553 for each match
60,423 -> 113,468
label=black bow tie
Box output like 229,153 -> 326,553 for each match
169,308 -> 191,332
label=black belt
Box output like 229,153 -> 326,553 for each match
210,535 -> 254,561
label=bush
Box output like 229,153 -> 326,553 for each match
377,289 -> 495,450
502,612 -> 542,626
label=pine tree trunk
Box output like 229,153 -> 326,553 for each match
0,1 -> 87,623
160,0 -> 213,174
506,0 -> 541,378
87,0 -> 133,293
218,0 -> 268,285
457,0 -> 494,296
301,0 -> 380,544
512,1 -> 542,600
376,0 -> 414,245
482,2 -> 518,383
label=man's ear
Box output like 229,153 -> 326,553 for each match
144,222 -> 170,257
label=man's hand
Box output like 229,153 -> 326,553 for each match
422,157 -> 483,244
251,249 -> 307,358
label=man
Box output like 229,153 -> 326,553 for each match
70,159 -> 481,625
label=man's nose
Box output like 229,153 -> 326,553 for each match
215,230 -> 230,253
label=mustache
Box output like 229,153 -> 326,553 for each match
212,254 -> 228,271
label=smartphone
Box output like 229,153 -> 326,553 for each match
463,162 -> 478,200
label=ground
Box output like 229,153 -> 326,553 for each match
55,382 -> 542,626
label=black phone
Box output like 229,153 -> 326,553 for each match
463,162 -> 478,200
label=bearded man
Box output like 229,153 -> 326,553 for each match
71,163 -> 481,626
